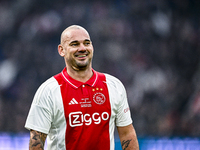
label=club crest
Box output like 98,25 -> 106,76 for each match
93,92 -> 106,105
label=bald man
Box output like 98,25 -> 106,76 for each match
25,25 -> 139,150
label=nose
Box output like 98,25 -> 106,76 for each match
78,43 -> 87,51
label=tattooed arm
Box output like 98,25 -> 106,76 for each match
29,129 -> 47,150
117,124 -> 139,150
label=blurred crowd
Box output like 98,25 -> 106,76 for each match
0,0 -> 199,137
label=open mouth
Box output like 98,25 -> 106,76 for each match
76,54 -> 87,58
74,52 -> 89,58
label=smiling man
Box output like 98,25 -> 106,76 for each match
25,25 -> 139,150
58,26 -> 94,81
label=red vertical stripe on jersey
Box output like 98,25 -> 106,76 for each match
54,69 -> 111,150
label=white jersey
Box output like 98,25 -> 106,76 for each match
25,68 -> 132,150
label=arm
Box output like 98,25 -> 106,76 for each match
29,129 -> 47,150
117,124 -> 139,150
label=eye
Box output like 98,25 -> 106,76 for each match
72,43 -> 78,46
84,42 -> 90,46
84,40 -> 91,46
70,42 -> 79,47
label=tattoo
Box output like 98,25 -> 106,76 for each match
29,130 -> 47,150
122,139 -> 132,150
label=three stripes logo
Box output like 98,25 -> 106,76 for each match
69,98 -> 79,105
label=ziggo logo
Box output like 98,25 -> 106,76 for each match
69,111 -> 109,127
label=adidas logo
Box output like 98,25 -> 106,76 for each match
69,98 -> 78,105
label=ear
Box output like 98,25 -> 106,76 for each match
58,44 -> 65,57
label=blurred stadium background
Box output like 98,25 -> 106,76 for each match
0,0 -> 200,149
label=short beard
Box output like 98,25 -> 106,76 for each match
72,64 -> 88,71
68,58 -> 92,71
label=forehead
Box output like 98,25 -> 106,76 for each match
63,29 -> 91,43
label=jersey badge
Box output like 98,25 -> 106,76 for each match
93,92 -> 106,105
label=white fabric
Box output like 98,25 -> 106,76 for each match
25,73 -> 132,150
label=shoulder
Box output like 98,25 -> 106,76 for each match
38,77 -> 60,93
97,72 -> 126,94
103,73 -> 124,88
104,73 -> 121,82
33,77 -> 60,105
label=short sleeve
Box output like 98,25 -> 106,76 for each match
105,74 -> 133,127
25,79 -> 54,134
115,80 -> 132,127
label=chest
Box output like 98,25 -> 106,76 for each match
59,81 -> 111,127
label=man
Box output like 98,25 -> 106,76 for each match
25,25 -> 139,150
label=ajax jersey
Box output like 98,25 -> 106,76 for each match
25,68 -> 132,150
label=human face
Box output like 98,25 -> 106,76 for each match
59,28 -> 94,71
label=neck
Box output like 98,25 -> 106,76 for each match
66,66 -> 93,83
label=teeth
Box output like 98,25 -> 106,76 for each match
77,55 -> 86,58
